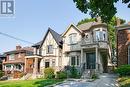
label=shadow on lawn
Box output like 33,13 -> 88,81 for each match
34,79 -> 63,87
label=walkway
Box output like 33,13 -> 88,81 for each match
54,73 -> 119,87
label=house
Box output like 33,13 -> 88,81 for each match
116,22 -> 130,67
62,22 -> 111,74
3,46 -> 33,78
0,55 -> 6,71
25,28 -> 62,77
27,21 -> 111,78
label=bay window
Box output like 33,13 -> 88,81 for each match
70,56 -> 80,66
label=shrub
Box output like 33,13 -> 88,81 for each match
91,74 -> 98,79
44,67 -> 55,79
70,66 -> 78,78
115,65 -> 130,76
0,70 -> 4,78
56,71 -> 67,79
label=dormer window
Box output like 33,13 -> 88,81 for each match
69,33 -> 77,44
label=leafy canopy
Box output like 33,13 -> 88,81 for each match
73,0 -> 130,23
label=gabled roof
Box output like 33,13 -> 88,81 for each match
62,24 -> 82,36
32,41 -> 42,47
39,28 -> 62,48
4,47 -> 33,54
116,23 -> 130,30
77,22 -> 107,31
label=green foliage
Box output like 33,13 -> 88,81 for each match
73,0 -> 130,23
77,18 -> 95,26
0,79 -> 63,87
115,65 -> 130,76
56,71 -> 67,79
44,67 -> 55,79
0,70 -> 4,78
91,74 -> 98,79
118,77 -> 130,87
70,66 -> 78,78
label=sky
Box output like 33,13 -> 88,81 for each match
0,0 -> 130,53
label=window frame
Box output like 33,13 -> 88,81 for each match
47,45 -> 53,54
9,54 -> 15,60
69,33 -> 77,45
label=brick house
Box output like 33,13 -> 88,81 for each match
116,22 -> 130,67
3,46 -> 33,78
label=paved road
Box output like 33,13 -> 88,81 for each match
54,73 -> 119,87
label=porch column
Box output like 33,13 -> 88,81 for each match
95,47 -> 98,71
81,48 -> 83,65
33,58 -> 38,74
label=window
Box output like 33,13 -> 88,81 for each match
70,56 -> 80,66
52,59 -> 55,67
128,46 -> 130,64
16,64 -> 22,70
95,30 -> 107,41
71,57 -> 76,65
69,33 -> 77,44
9,54 -> 15,60
6,64 -> 12,70
47,45 -> 53,54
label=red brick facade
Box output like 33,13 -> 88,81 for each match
3,46 -> 33,78
117,28 -> 130,67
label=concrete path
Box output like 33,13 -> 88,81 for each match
54,73 -> 119,87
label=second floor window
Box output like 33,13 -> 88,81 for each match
69,33 -> 77,44
9,54 -> 15,60
47,45 -> 53,54
95,30 -> 107,41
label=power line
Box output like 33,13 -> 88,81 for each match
0,31 -> 34,44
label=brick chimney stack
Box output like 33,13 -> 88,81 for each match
16,45 -> 22,50
116,18 -> 121,26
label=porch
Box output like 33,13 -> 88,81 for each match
25,55 -> 42,74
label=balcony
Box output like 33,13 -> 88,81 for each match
81,38 -> 108,49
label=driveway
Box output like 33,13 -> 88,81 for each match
54,73 -> 119,87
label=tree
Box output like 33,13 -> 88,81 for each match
77,16 -> 126,48
73,0 -> 130,23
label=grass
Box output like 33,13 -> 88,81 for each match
117,77 -> 130,87
0,79 -> 63,87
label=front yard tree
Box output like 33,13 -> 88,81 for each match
73,0 -> 130,23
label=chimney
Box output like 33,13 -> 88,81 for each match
116,18 -> 121,26
16,45 -> 22,50
95,17 -> 102,23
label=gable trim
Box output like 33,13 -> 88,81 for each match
62,24 -> 82,37
40,28 -> 60,48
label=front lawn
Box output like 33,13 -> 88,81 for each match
117,77 -> 130,87
0,79 -> 63,87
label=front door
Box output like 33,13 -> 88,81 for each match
86,53 -> 96,69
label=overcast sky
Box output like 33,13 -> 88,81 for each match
0,0 -> 130,53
